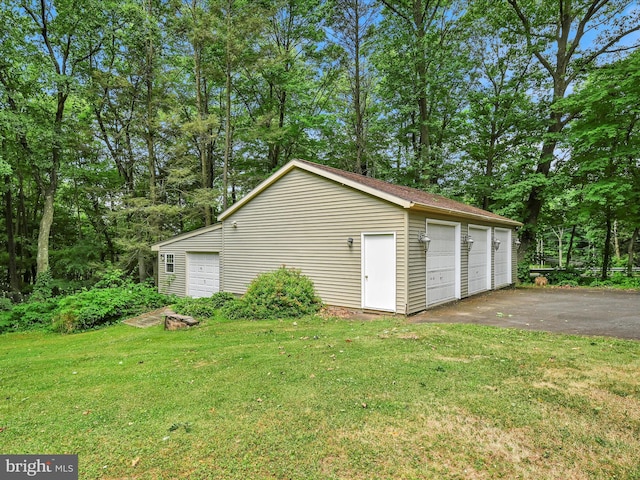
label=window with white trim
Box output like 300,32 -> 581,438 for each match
165,253 -> 175,273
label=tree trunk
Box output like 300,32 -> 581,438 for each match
223,1 -> 233,211
138,249 -> 146,283
517,111 -> 562,261
353,0 -> 366,176
628,227 -> 639,277
613,219 -> 620,260
36,90 -> 65,277
601,214 -> 612,281
565,224 -> 577,267
194,43 -> 213,225
145,0 -> 157,205
3,175 -> 20,291
36,186 -> 56,276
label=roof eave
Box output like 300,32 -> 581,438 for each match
408,203 -> 523,227
150,223 -> 223,250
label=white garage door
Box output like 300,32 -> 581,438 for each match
187,253 -> 220,298
494,229 -> 512,287
468,226 -> 490,295
426,222 -> 460,306
362,233 -> 396,312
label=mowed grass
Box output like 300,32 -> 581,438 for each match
1,315 -> 639,479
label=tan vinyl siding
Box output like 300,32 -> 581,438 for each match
460,223 -> 469,299
157,227 -> 222,297
512,237 -> 518,284
407,212 -> 427,314
222,168 -> 407,313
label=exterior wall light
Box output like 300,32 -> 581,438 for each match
462,235 -> 474,251
418,232 -> 431,252
514,238 -> 521,246
231,220 -> 237,228
347,237 -> 354,247
160,254 -> 165,261
493,237 -> 501,251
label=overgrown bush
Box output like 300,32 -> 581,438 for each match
93,266 -> 129,288
544,267 -> 584,286
31,270 -> 55,302
0,297 -> 59,333
222,267 -> 322,320
173,292 -> 236,318
590,273 -> 640,289
517,262 -> 532,284
51,281 -> 174,333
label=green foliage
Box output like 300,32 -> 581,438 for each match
222,267 -> 322,320
173,292 -> 236,319
93,266 -> 129,288
31,271 -> 55,302
517,262 -> 532,284
0,298 -> 60,333
544,268 -> 584,287
51,281 -> 174,333
590,273 -> 640,290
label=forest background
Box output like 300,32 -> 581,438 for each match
1,0 -> 639,297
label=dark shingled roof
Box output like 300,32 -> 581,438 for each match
297,159 -> 521,226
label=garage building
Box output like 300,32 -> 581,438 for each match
151,159 -> 522,314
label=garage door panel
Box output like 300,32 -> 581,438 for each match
426,223 -> 458,306
468,227 -> 490,295
494,229 -> 511,287
187,253 -> 220,298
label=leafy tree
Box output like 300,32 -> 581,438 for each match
563,51 -> 640,279
502,0 -> 640,258
17,0 -> 109,276
376,0 -> 471,188
326,0 -> 379,175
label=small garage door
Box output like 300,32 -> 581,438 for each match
494,229 -> 512,287
468,226 -> 490,295
187,253 -> 220,298
426,222 -> 460,306
362,233 -> 396,312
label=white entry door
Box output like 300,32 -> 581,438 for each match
494,228 -> 512,287
426,222 -> 460,306
362,233 -> 396,312
187,253 -> 220,298
468,226 -> 490,295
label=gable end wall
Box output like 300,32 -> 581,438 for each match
221,168 -> 407,313
157,228 -> 222,297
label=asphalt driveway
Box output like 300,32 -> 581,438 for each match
410,287 -> 640,341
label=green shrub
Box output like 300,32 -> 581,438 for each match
173,292 -> 236,318
0,298 -> 59,332
173,297 -> 216,319
517,262 -> 531,284
93,266 -> 129,288
210,291 -> 237,309
590,273 -> 640,289
31,270 -> 55,302
222,267 -> 322,320
51,281 -> 174,333
545,267 -> 583,286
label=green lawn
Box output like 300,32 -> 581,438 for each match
1,315 -> 639,479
